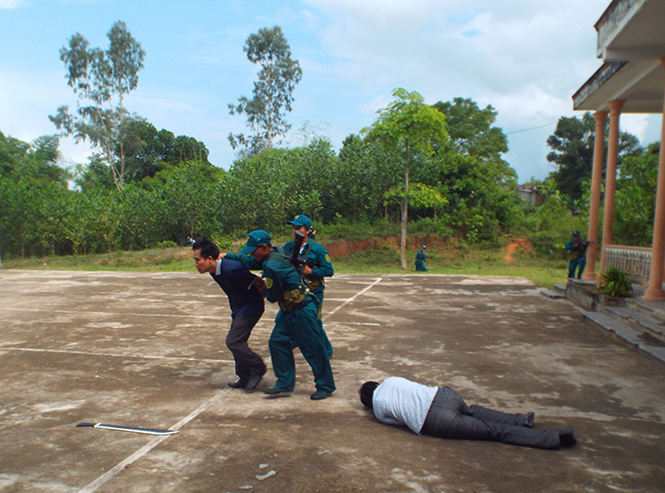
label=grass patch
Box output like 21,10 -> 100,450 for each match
2,239 -> 574,289
2,247 -> 193,272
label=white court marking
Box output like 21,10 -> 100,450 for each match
1,347 -> 233,364
79,389 -> 232,493
322,277 -> 382,321
74,276 -> 383,492
0,307 -> 222,320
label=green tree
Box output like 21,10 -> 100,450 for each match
0,179 -> 38,258
160,162 -> 221,242
546,112 -> 641,204
49,20 -> 146,191
334,135 -> 387,222
363,88 -> 448,269
35,183 -> 74,256
119,118 -> 210,183
433,98 -> 508,160
228,26 -> 302,156
0,132 -> 68,188
74,155 -> 117,192
614,142 -> 660,246
117,185 -> 166,250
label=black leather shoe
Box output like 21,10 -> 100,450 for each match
310,390 -> 332,400
228,378 -> 249,389
264,386 -> 292,395
559,427 -> 577,447
245,370 -> 265,390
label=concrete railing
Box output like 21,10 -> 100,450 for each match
604,245 -> 651,285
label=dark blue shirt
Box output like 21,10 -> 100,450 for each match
210,258 -> 264,318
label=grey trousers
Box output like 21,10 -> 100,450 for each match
226,313 -> 266,379
420,387 -> 560,450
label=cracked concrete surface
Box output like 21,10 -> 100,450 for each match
1,270 -> 664,492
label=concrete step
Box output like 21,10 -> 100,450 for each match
605,306 -> 665,344
582,311 -> 665,364
625,298 -> 665,325
541,288 -> 565,299
553,284 -> 567,294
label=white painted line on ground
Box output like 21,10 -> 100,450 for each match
19,277 -> 380,492
79,389 -> 232,493
1,347 -> 233,364
0,307 -> 222,320
323,277 -> 382,322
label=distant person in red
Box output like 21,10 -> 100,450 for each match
193,237 -> 266,390
360,376 -> 576,450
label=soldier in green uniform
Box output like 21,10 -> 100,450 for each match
564,231 -> 589,279
240,230 -> 336,401
282,215 -> 334,358
415,245 -> 429,272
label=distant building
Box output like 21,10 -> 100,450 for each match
517,185 -> 544,205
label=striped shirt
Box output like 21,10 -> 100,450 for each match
372,377 -> 438,434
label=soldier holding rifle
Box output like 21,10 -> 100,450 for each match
281,215 -> 334,358
564,230 -> 590,280
236,230 -> 336,401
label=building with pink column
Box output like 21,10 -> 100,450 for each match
572,0 -> 665,301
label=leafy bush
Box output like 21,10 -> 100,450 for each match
156,240 -> 178,249
598,267 -> 633,297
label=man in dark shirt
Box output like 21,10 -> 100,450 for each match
193,237 -> 266,389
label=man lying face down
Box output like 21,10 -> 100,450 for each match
359,376 -> 576,450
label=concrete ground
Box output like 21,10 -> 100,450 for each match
1,270 -> 664,493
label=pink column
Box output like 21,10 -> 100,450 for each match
644,59 -> 665,301
584,111 -> 608,280
599,100 -> 625,279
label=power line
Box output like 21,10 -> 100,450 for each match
505,122 -> 558,135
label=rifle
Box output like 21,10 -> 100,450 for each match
291,230 -> 313,292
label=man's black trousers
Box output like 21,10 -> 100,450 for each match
226,313 -> 266,379
421,387 -> 560,449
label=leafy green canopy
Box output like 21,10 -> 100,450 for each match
74,119 -> 212,191
546,112 -> 641,204
363,88 -> 449,268
49,20 -> 146,191
228,26 -> 303,157
0,132 -> 68,188
614,142 -> 660,247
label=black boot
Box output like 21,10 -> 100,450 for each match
559,428 -> 577,447
245,367 -> 266,390
228,378 -> 249,389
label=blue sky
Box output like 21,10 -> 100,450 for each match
1,0 -> 662,181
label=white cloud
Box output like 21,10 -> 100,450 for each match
0,0 -> 24,9
359,94 -> 390,115
621,114 -> 651,143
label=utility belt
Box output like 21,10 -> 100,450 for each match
278,288 -> 311,313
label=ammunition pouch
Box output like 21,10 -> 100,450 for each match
568,250 -> 585,261
278,288 -> 309,313
306,277 -> 323,292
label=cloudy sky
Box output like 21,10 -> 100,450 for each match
1,0 -> 661,181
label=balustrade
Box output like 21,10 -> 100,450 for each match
603,245 -> 651,285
